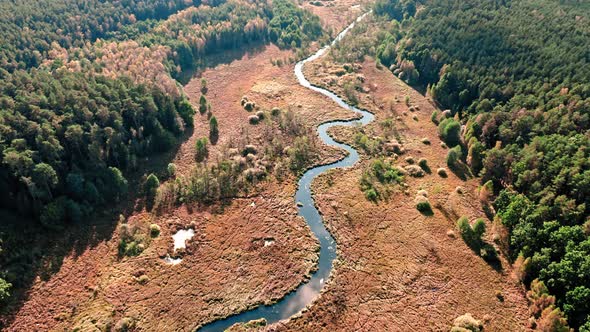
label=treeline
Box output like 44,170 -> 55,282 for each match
0,69 -> 193,228
373,0 -> 590,329
0,0 -> 210,72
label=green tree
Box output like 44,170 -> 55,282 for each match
32,163 -> 58,200
199,95 -> 208,115
0,278 -> 11,302
195,137 -> 208,162
144,174 -> 160,200
209,116 -> 219,143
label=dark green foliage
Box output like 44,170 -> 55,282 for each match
437,118 -> 461,147
195,138 -> 209,162
361,159 -> 404,201
0,70 -> 189,224
0,278 -> 11,302
209,116 -> 219,143
269,0 -> 324,49
199,95 -> 208,115
456,216 -> 495,259
446,145 -> 462,168
416,201 -> 432,215
372,0 -> 590,326
144,174 -> 160,199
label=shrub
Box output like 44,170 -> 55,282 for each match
115,317 -> 135,332
195,137 -> 208,162
446,145 -> 462,167
271,107 -> 281,116
421,137 -> 430,145
248,115 -> 259,124
365,188 -> 378,202
199,95 -> 208,115
137,274 -> 150,285
451,313 -> 482,332
0,278 -> 12,302
242,144 -> 258,155
405,95 -> 411,106
438,118 -> 461,146
167,163 -> 176,177
244,101 -> 255,111
416,201 -> 433,215
405,156 -> 415,164
256,110 -> 265,120
149,224 -> 161,237
209,116 -> 219,140
404,165 -> 424,177
430,110 -> 439,124
418,158 -> 429,171
437,167 -> 448,177
457,217 -> 487,253
145,173 -> 160,198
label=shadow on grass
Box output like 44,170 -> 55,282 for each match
448,161 -> 473,181
0,125 -> 194,328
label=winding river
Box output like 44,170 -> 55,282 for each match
198,12 -> 374,332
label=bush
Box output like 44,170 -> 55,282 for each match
209,116 -> 219,141
421,137 -> 430,145
416,201 -> 433,215
256,110 -> 265,120
418,158 -> 429,171
438,118 -> 461,147
199,95 -> 208,115
195,137 -> 208,162
167,163 -> 176,177
271,107 -> 281,116
248,115 -> 259,124
149,224 -> 161,237
437,167 -> 448,177
404,165 -> 424,177
365,188 -> 378,202
431,110 -> 440,124
446,145 -> 462,167
136,274 -> 150,285
0,278 -> 12,302
145,174 -> 160,199
451,313 -> 482,332
244,101 -> 255,112
457,217 -> 488,253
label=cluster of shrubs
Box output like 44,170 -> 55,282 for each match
456,216 -> 497,262
360,159 -> 405,202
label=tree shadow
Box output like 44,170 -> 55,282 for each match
176,41 -> 268,86
448,161 -> 472,181
0,123 -> 190,328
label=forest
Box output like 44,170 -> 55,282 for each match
0,0 -> 324,307
372,0 -> 590,329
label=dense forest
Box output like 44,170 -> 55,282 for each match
0,0 -> 324,307
372,0 -> 589,329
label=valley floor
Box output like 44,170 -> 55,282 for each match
4,1 -> 530,331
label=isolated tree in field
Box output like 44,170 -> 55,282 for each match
200,78 -> 208,95
195,137 -> 208,161
209,116 -> 219,143
199,95 -> 208,115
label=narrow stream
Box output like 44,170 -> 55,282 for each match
197,12 -> 373,332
